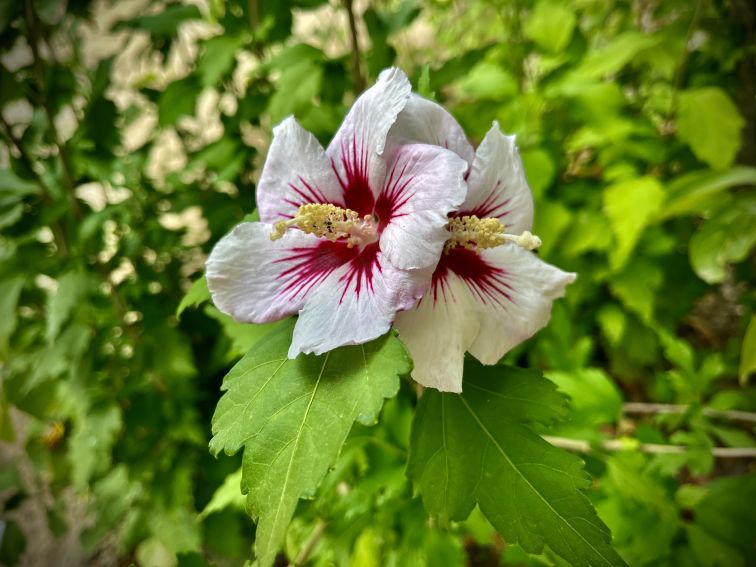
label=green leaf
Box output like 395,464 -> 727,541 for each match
603,176 -> 665,270
546,368 -> 623,427
209,320 -> 407,567
114,4 -> 202,38
0,276 -> 24,354
572,32 -> 659,79
408,362 -> 626,567
198,35 -> 245,87
739,315 -> 756,385
0,168 -> 37,199
267,59 -> 323,123
158,76 -> 199,127
204,305 -> 284,360
47,270 -> 88,343
692,473 -> 756,564
176,275 -> 211,318
689,194 -> 756,283
677,87 -> 745,170
524,0 -> 576,54
660,167 -> 756,219
608,259 -> 663,324
455,62 -> 518,100
199,468 -> 245,519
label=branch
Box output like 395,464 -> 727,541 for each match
0,115 -> 70,257
544,436 -> 756,459
623,402 -> 756,424
24,0 -> 83,220
342,0 -> 365,92
288,519 -> 326,567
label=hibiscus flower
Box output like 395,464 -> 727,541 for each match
206,69 -> 468,358
391,96 -> 576,392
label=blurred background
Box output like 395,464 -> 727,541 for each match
0,0 -> 754,565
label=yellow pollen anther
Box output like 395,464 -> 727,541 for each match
270,203 -> 376,247
445,215 -> 542,253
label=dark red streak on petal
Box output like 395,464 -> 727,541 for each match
457,181 -> 511,219
276,240 -> 358,300
374,153 -> 416,231
277,176 -> 331,219
332,136 -> 375,217
432,247 -> 514,307
338,242 -> 380,304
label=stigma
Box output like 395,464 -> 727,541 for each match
270,203 -> 378,247
445,215 -> 541,253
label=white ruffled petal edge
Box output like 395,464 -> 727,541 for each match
256,117 -> 344,224
463,122 -> 534,234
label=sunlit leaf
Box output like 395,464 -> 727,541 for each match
677,87 -> 745,170
603,176 -> 665,270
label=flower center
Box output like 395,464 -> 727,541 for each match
270,203 -> 378,248
445,215 -> 541,253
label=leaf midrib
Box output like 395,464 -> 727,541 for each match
261,352 -> 329,559
459,396 -> 618,567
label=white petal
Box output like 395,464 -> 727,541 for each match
206,223 -> 348,324
467,244 -> 576,364
289,246 -> 431,357
256,117 -> 344,224
377,143 -> 468,270
326,68 -> 412,215
463,122 -> 534,233
390,94 -> 475,165
394,277 -> 479,393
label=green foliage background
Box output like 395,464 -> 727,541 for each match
1,0 -> 755,565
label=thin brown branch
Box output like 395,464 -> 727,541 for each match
288,520 -> 327,567
24,0 -> 83,220
543,436 -> 756,459
623,402 -> 756,424
343,0 -> 365,93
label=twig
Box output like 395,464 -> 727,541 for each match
672,0 -> 705,97
623,402 -> 756,424
544,436 -> 756,458
0,115 -> 70,257
342,0 -> 365,92
288,519 -> 327,567
24,0 -> 83,220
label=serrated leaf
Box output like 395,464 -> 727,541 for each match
603,176 -> 664,270
408,362 -> 626,567
209,320 -> 407,567
677,87 -> 745,170
176,275 -> 211,318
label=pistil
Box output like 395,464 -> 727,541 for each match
270,203 -> 378,247
445,215 -> 541,253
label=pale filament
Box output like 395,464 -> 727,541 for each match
445,215 -> 542,253
270,203 -> 378,248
